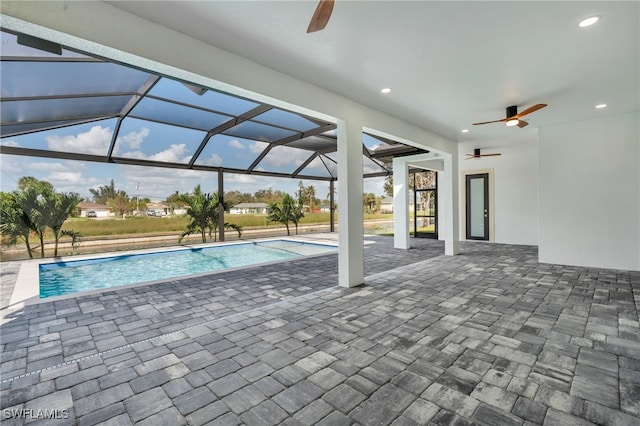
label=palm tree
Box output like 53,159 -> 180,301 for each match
268,193 -> 304,235
306,185 -> 316,211
178,186 -> 241,243
208,192 -> 238,242
178,185 -> 216,243
363,193 -> 377,213
0,192 -> 35,258
268,194 -> 293,236
17,186 -> 50,258
47,192 -> 82,257
290,195 -> 305,235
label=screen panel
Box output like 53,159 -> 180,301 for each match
255,145 -> 314,174
112,118 -> 206,164
130,97 -> 231,131
193,135 -> 268,169
147,78 -> 260,116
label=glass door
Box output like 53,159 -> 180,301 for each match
413,170 -> 437,239
465,173 -> 489,240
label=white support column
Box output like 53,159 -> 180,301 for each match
393,157 -> 410,249
337,119 -> 364,288
442,153 -> 460,255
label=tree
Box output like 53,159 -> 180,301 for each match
18,176 -> 53,192
1,179 -> 82,258
178,185 -> 215,243
178,186 -> 242,243
268,195 -> 292,236
165,191 -> 187,214
306,185 -> 316,211
47,192 -> 82,256
383,175 -> 394,198
0,192 -> 35,258
363,193 -> 378,213
255,188 -> 285,204
213,191 -> 242,241
108,192 -> 132,218
16,185 -> 51,258
267,193 -> 304,236
224,190 -> 253,207
90,179 -> 118,204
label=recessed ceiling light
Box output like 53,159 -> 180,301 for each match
461,129 -> 469,133
579,16 -> 599,27
595,103 -> 607,109
380,88 -> 391,94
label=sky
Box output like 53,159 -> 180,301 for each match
0,120 -> 386,201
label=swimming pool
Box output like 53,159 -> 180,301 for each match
38,239 -> 337,298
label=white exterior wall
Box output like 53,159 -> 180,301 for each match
538,112 -> 640,271
458,131 -> 539,245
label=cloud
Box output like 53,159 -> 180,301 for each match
228,139 -> 245,150
204,153 -> 223,166
363,158 -> 385,174
48,171 -> 85,185
249,142 -> 267,154
42,168 -> 102,194
44,125 -> 150,157
122,144 -> 192,163
118,127 -> 150,150
0,140 -> 19,147
30,160 -> 86,173
364,176 -> 386,196
261,147 -> 311,169
46,125 -> 113,155
225,174 -> 257,184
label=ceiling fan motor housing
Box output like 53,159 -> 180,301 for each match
506,105 -> 518,118
474,148 -> 481,156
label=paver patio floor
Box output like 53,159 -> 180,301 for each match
1,236 -> 639,425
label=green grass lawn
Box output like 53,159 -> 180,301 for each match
56,212 -> 394,239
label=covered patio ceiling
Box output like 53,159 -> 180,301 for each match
0,30 -> 428,182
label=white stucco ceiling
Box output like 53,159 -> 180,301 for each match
108,1 -> 639,142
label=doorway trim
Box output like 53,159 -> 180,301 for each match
461,168 -> 495,242
413,170 -> 438,239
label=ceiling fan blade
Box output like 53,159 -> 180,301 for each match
307,0 -> 335,33
516,103 -> 547,118
472,118 -> 508,126
517,120 -> 529,128
465,153 -> 502,159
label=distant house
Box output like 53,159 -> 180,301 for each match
230,202 -> 269,214
146,202 -> 170,216
380,197 -> 394,213
318,202 -> 332,213
77,202 -> 111,218
173,207 -> 188,215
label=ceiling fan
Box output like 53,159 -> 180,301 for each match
307,0 -> 335,33
465,148 -> 501,160
473,104 -> 547,128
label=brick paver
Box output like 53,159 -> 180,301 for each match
1,236 -> 639,424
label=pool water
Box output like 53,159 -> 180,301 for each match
39,240 -> 337,298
